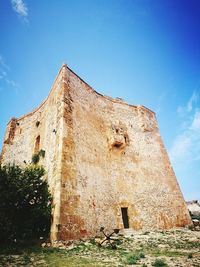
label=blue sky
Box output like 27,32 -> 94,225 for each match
0,0 -> 200,201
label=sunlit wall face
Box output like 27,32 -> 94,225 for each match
0,0 -> 200,200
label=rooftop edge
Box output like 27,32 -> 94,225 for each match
7,64 -> 155,124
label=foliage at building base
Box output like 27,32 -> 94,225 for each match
0,164 -> 52,244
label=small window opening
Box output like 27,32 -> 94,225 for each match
114,142 -> 122,148
121,207 -> 129,228
34,135 -> 40,153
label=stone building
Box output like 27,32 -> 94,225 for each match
1,64 -> 191,240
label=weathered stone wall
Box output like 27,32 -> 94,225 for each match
58,66 -> 191,239
1,64 -> 191,241
0,67 -> 66,240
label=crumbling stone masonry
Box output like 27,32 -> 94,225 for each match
1,64 -> 191,241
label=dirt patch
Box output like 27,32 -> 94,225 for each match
0,228 -> 199,266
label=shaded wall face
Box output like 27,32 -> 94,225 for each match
1,74 -> 65,240
60,70 -> 191,239
1,77 -> 63,189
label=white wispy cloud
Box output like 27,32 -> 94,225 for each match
169,134 -> 191,162
0,70 -> 7,79
0,55 -> 8,79
0,54 -> 20,93
0,55 -> 9,70
187,91 -> 199,112
177,91 -> 199,116
11,0 -> 28,18
169,92 -> 200,165
191,111 -> 200,131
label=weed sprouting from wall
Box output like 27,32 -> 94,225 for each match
32,149 -> 45,164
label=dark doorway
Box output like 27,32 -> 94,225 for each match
121,207 -> 129,228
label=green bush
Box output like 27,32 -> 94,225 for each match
39,149 -> 45,158
32,153 -> 40,164
139,251 -> 145,258
125,251 -> 145,265
152,258 -> 168,266
32,150 -> 46,164
0,164 -> 52,244
126,254 -> 140,265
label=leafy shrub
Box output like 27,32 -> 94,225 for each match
0,164 -> 52,244
39,149 -> 45,158
125,251 -> 145,265
127,254 -> 139,264
32,150 -> 46,164
139,251 -> 145,258
32,153 -> 40,164
152,258 -> 168,266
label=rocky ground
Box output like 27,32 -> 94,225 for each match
0,228 -> 199,266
